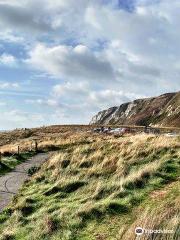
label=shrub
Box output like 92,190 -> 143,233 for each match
28,166 -> 40,176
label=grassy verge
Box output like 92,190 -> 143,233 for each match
0,152 -> 36,177
0,134 -> 179,240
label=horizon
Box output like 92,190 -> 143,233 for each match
0,0 -> 180,129
0,89 -> 178,130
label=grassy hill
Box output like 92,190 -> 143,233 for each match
0,131 -> 179,240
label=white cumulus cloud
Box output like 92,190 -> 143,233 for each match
0,53 -> 17,66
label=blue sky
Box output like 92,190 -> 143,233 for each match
0,0 -> 179,129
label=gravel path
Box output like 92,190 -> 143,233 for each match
0,152 -> 50,213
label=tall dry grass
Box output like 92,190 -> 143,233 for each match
0,128 -> 179,240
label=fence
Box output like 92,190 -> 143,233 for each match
0,141 -> 39,163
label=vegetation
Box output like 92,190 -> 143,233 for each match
28,166 -> 40,176
0,129 -> 179,240
90,91 -> 180,128
0,152 -> 36,177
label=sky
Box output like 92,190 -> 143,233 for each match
0,0 -> 179,129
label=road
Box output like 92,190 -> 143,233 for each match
0,152 -> 50,213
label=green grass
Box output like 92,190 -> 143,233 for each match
0,162 -> 11,176
0,152 -> 36,177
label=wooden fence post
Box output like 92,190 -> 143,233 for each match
35,141 -> 38,153
18,146 -> 20,155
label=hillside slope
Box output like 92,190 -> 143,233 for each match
0,133 -> 179,240
90,92 -> 180,127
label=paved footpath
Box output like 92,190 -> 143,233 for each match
0,152 -> 50,213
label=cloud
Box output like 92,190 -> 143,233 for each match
128,63 -> 161,77
0,102 -> 7,106
25,98 -> 66,108
0,82 -> 20,89
52,110 -> 70,120
88,90 -> 147,109
20,0 -> 180,96
85,7 -> 102,30
0,83 -> 10,89
25,44 -> 115,81
0,110 -> 28,122
89,90 -> 131,107
12,83 -> 20,88
53,81 -> 90,98
0,53 -> 17,66
0,109 -> 45,123
0,2 -> 52,36
0,0 -> 101,42
0,32 -> 24,43
51,81 -> 144,110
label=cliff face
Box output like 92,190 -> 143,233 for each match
90,92 -> 180,127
